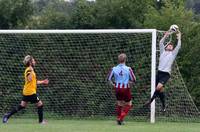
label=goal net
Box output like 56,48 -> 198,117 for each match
0,30 -> 199,122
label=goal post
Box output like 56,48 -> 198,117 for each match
0,29 -> 199,123
151,30 -> 157,123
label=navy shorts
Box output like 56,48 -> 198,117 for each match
156,71 -> 170,86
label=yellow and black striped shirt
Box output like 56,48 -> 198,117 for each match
23,67 -> 37,96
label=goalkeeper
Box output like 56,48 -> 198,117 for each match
145,29 -> 181,112
2,55 -> 49,124
107,53 -> 136,125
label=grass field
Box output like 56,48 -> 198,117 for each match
0,119 -> 199,132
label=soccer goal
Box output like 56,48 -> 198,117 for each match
0,30 -> 199,123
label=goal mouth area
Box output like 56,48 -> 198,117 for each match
0,29 -> 199,123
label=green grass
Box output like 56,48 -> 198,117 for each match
0,119 -> 200,132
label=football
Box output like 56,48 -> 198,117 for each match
170,24 -> 179,33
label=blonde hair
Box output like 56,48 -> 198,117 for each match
118,53 -> 127,63
23,55 -> 33,66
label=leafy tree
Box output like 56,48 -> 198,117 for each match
28,9 -> 70,29
28,0 -> 70,29
94,0 -> 153,28
0,0 -> 33,29
68,0 -> 97,29
144,0 -> 193,31
68,0 -> 153,29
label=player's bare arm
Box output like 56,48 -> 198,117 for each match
37,79 -> 49,85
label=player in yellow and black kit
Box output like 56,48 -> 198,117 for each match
3,55 -> 49,124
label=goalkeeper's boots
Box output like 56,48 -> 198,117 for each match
2,113 -> 9,123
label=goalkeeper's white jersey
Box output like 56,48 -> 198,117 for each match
158,38 -> 181,73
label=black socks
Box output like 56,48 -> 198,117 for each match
37,105 -> 43,123
159,92 -> 165,109
7,105 -> 25,118
150,90 -> 160,103
5,104 -> 44,123
149,90 -> 165,109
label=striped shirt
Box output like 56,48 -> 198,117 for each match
107,64 -> 136,89
158,37 -> 181,73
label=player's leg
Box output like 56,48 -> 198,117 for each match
157,72 -> 170,111
119,100 -> 132,122
2,101 -> 27,123
118,88 -> 132,124
115,88 -> 124,125
149,89 -> 160,104
36,100 -> 46,124
116,101 -> 123,123
32,94 -> 46,124
144,74 -> 161,106
146,83 -> 166,111
158,87 -> 166,111
148,83 -> 166,111
116,101 -> 123,120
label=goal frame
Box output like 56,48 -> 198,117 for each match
0,29 -> 157,123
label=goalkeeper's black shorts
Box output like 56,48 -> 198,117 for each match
22,94 -> 40,104
156,70 -> 170,86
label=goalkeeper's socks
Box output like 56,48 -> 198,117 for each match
116,105 -> 122,121
159,92 -> 166,110
150,90 -> 160,103
37,105 -> 44,123
7,105 -> 25,118
120,105 -> 132,121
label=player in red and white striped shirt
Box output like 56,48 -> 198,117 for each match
107,53 -> 136,125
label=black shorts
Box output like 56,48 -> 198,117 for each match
156,71 -> 170,86
22,94 -> 40,103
